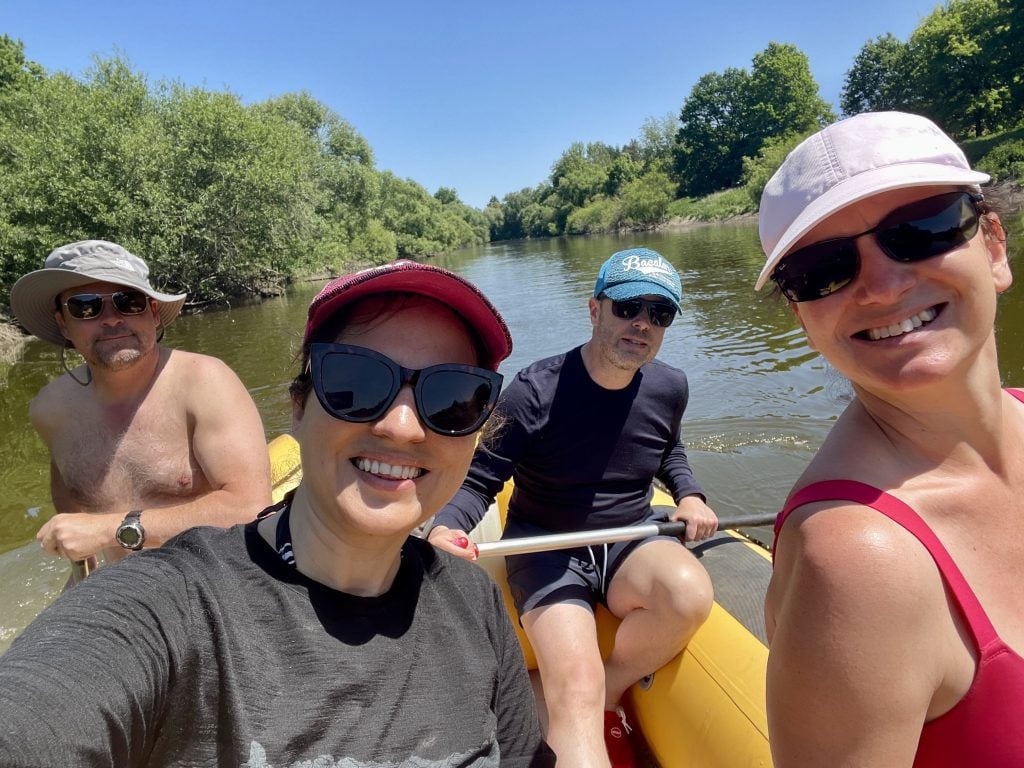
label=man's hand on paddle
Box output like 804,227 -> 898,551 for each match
670,495 -> 718,542
37,511 -> 120,561
427,525 -> 479,561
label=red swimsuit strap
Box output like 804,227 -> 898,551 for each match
773,387 -> 1024,649
775,479 -> 996,649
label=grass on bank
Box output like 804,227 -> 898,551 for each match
963,125 -> 1024,165
665,123 -> 1024,227
668,189 -> 756,222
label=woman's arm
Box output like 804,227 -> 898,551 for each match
766,503 -> 949,767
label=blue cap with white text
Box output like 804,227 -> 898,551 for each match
593,247 -> 682,310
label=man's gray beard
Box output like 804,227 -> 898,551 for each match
95,350 -> 143,371
88,337 -> 151,371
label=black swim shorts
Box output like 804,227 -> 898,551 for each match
504,511 -> 683,617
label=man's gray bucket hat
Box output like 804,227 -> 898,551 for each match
10,240 -> 187,346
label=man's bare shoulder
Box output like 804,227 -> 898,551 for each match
163,350 -> 249,390
165,348 -> 234,372
160,351 -> 265,443
29,373 -> 85,435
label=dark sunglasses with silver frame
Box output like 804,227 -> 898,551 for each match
771,191 -> 985,303
309,343 -> 503,437
61,290 -> 151,320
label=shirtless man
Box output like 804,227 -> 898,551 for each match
10,240 -> 272,568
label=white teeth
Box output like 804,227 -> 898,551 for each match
866,308 -> 938,341
354,457 -> 423,480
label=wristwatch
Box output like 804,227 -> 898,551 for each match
115,509 -> 145,551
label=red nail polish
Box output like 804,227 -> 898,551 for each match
454,536 -> 469,549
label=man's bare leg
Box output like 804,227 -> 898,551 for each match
604,540 -> 713,706
522,602 -> 610,767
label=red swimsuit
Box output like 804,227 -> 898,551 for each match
774,391 -> 1024,766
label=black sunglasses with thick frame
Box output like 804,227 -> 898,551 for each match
602,295 -> 678,327
62,290 -> 151,320
309,343 -> 504,437
771,191 -> 984,303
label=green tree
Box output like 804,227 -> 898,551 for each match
550,142 -> 616,210
154,83 -> 326,298
490,185 -> 557,240
565,197 -> 620,234
434,186 -> 459,205
990,0 -> 1024,123
675,43 -> 832,197
747,43 -> 835,139
317,115 -> 381,263
491,187 -> 534,241
0,34 -> 43,93
674,68 -> 752,196
348,219 -> 397,263
976,138 -> 1024,181
376,173 -> 439,256
741,131 -> 812,206
0,50 -> 488,313
619,171 -> 676,225
483,196 -> 505,241
909,0 -> 1016,136
253,91 -> 333,142
637,113 -> 678,173
0,58 -> 165,303
840,34 -> 917,116
255,93 -> 385,269
375,173 -> 483,256
605,152 -> 642,197
0,37 -> 50,308
520,199 -> 558,238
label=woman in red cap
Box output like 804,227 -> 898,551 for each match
757,112 -> 1023,766
0,260 -> 554,767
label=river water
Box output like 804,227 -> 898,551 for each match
2,220 -> 1022,651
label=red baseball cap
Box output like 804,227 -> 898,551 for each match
304,260 -> 512,371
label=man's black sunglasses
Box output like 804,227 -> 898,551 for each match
771,191 -> 984,303
309,343 -> 503,437
63,290 -> 151,320
605,296 -> 678,327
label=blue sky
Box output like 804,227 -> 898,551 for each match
4,1 -> 941,209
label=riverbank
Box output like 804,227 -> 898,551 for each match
0,323 -> 27,365
656,179 -> 1023,233
2,180 -> 1019,359
658,212 -> 758,232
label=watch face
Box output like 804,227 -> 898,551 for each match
118,526 -> 142,548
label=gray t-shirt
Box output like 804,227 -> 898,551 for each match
0,516 -> 553,767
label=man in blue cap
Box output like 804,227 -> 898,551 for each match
429,247 -> 717,767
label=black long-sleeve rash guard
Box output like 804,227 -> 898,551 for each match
434,346 -> 704,535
